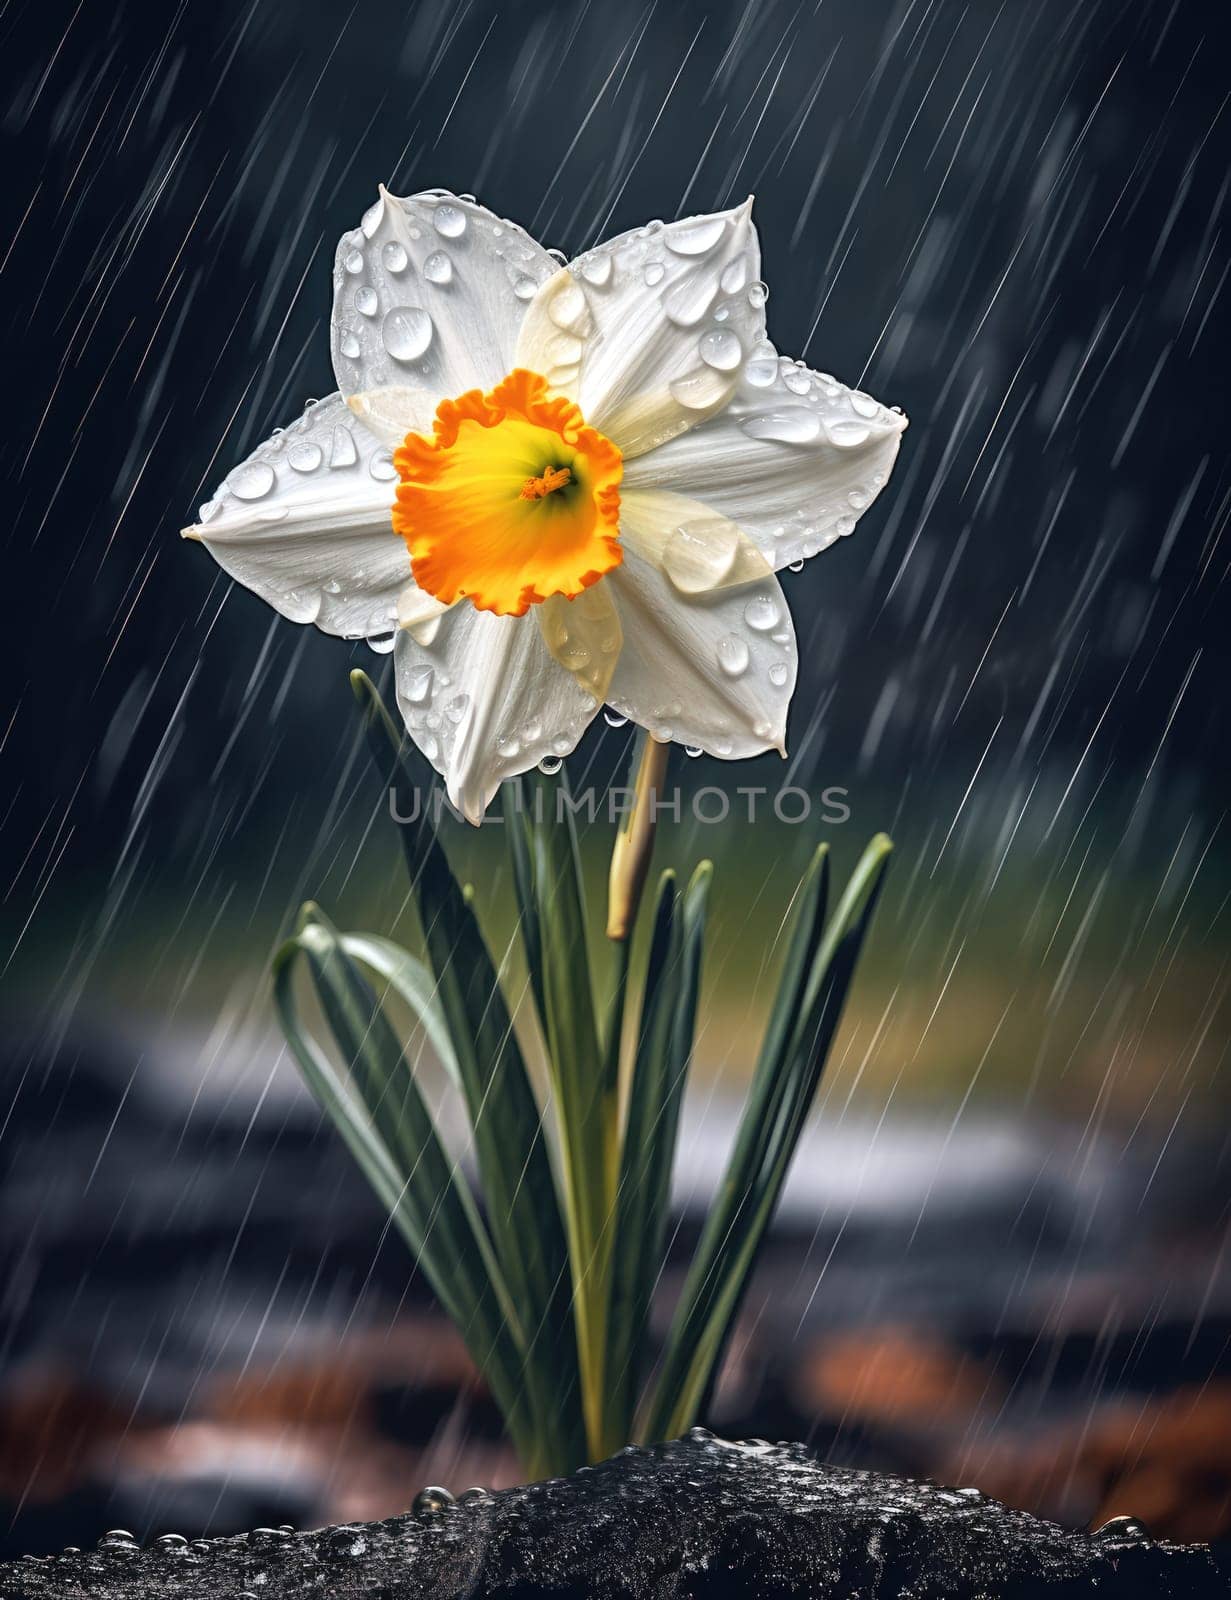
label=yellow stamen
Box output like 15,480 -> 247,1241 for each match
520,464 -> 573,501
391,369 -> 623,618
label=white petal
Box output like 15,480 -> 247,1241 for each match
331,187 -> 557,429
183,393 -> 410,639
394,605 -> 600,824
516,200 -> 764,452
623,347 -> 907,571
605,545 -> 796,758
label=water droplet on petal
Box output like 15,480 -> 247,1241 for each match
288,441 -> 322,472
720,257 -> 748,294
382,240 -> 408,272
662,519 -> 740,593
788,559 -> 805,573
643,260 -> 666,287
850,391 -> 880,418
382,305 -> 433,361
538,755 -> 563,775
768,661 -> 790,687
329,426 -> 358,468
827,417 -> 871,448
423,250 -> 452,284
748,281 -> 768,308
666,215 -> 727,256
783,369 -> 811,395
370,451 -> 398,482
744,355 -> 778,388
344,249 -> 364,274
744,596 -> 780,631
403,665 -> 434,704
228,462 -> 276,500
684,744 -> 703,758
698,328 -> 742,371
367,630 -> 396,655
741,408 -> 821,445
433,204 -> 466,238
580,253 -> 612,286
339,331 -> 361,359
603,710 -> 628,728
717,635 -> 750,677
354,286 -> 379,317
513,274 -> 538,300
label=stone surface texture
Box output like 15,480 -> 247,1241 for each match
1,1433 -> 1227,1598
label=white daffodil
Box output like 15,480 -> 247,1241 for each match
184,188 -> 906,822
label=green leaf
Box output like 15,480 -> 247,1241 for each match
273,906 -> 538,1463
520,767 -> 610,1457
336,932 -> 458,1087
347,672 -> 585,1473
643,836 -> 892,1442
603,859 -> 712,1453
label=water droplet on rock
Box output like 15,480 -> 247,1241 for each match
413,1486 -> 456,1516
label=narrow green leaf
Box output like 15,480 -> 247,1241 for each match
643,836 -> 892,1442
337,931 -> 458,1087
346,672 -> 586,1472
520,767 -> 610,1458
603,859 -> 713,1453
273,910 -> 538,1464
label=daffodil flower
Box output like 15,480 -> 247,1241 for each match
184,188 -> 906,821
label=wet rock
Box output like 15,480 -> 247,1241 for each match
0,1434 -> 1226,1598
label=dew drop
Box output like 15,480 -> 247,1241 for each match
344,249 -> 364,274
698,328 -> 742,371
850,390 -> 880,418
748,281 -> 768,308
827,418 -> 872,448
788,559 -> 805,573
744,355 -> 779,388
228,461 -> 275,500
367,630 -> 396,655
381,240 -> 408,272
684,744 -> 703,758
741,408 -> 821,445
783,369 -> 811,396
580,252 -> 613,286
360,200 -> 384,237
329,425 -> 358,468
744,596 -> 780,631
382,306 -> 433,361
848,487 -> 870,510
643,260 -> 666,287
354,286 -> 379,317
662,519 -> 739,593
768,661 -> 790,687
288,441 -> 322,473
445,694 -> 470,724
513,274 -> 538,301
339,331 -> 361,359
433,204 -> 467,238
424,250 -> 453,284
538,755 -> 563,775
369,451 -> 398,482
413,1486 -> 456,1516
717,635 -> 750,677
720,257 -> 748,294
666,215 -> 727,256
403,665 -> 434,704
603,710 -> 628,728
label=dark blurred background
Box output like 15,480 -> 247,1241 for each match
3,0 -> 1231,1558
